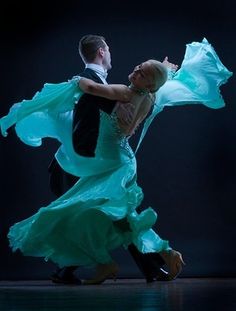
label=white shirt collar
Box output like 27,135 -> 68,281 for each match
85,63 -> 108,81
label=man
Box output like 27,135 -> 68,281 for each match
49,34 -> 169,284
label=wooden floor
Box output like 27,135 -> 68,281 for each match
0,278 -> 235,311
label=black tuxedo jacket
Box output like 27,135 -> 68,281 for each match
73,68 -> 116,157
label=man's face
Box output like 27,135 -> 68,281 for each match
102,41 -> 112,70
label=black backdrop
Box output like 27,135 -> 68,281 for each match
0,0 -> 235,280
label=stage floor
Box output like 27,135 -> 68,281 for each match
0,278 -> 235,311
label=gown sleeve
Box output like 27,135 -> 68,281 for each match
135,38 -> 233,153
0,77 -> 82,146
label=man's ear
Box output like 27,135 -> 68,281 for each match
98,47 -> 104,57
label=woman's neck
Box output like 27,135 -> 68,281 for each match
129,84 -> 149,96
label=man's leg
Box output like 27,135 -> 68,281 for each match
128,244 -> 169,282
114,218 -> 169,282
48,157 -> 78,197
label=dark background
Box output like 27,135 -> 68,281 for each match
0,0 -> 235,280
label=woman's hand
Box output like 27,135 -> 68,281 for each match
162,56 -> 178,72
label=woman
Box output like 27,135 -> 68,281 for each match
0,38 -> 232,284
74,59 -> 185,284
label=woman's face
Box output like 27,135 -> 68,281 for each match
128,61 -> 154,90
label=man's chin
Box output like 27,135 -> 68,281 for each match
107,64 -> 112,70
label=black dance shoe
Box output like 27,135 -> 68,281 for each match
146,268 -> 170,283
50,267 -> 82,285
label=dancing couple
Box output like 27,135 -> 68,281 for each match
0,35 -> 232,285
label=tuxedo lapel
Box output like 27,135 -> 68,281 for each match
80,68 -> 104,84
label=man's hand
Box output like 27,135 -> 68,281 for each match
115,101 -> 135,126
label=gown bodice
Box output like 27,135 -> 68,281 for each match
95,110 -> 135,161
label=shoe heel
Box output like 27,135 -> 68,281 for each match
112,272 -> 117,282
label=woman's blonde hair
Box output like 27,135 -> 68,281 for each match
147,59 -> 168,93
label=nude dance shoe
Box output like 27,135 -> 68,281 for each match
82,262 -> 119,285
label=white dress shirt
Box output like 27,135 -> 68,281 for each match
85,63 -> 108,84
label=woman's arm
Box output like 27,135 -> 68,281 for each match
78,77 -> 132,102
162,56 -> 178,80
